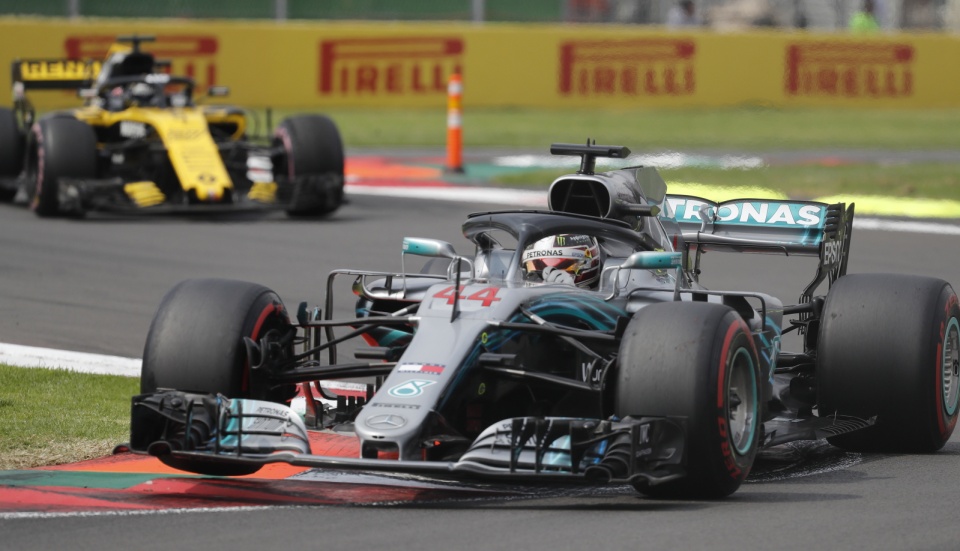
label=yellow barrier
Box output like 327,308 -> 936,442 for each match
2,17 -> 959,110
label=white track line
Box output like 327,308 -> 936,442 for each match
0,506 -> 288,520
853,217 -> 960,235
345,184 -> 548,208
0,343 -> 140,377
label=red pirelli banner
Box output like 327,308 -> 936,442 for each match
318,36 -> 463,96
558,39 -> 697,97
1,18 -> 957,109
784,42 -> 914,98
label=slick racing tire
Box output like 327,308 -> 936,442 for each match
0,107 -> 24,201
274,114 -> 344,217
26,117 -> 96,217
141,279 -> 296,476
616,302 -> 761,499
817,274 -> 959,452
142,278 -> 295,400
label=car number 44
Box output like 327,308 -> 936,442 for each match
433,286 -> 502,307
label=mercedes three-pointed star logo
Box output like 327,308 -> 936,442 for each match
365,414 -> 407,430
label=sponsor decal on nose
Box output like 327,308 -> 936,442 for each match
387,379 -> 436,398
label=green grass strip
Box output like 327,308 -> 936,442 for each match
666,182 -> 788,201
812,195 -> 960,218
0,364 -> 138,470
301,107 -> 960,150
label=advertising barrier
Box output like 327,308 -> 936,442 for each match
1,17 -> 958,110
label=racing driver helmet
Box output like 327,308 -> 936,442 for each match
128,82 -> 156,107
521,234 -> 602,288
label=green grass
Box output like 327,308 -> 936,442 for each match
0,364 -> 138,470
291,107 -> 960,150
492,163 -> 960,202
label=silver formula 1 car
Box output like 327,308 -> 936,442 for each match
129,143 -> 959,498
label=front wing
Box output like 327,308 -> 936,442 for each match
130,390 -> 687,487
46,174 -> 341,215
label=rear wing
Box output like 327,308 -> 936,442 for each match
662,195 -> 855,300
10,58 -> 104,127
11,55 -> 173,99
11,58 -> 102,92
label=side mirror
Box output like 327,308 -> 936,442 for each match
604,251 -> 682,300
620,251 -> 681,270
401,237 -> 473,288
402,237 -> 457,259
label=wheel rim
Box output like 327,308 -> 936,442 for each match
943,317 -> 960,417
728,348 -> 758,455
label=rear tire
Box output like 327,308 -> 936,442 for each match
0,107 -> 24,202
274,114 -> 344,217
616,302 -> 761,499
817,274 -> 959,452
26,117 -> 97,217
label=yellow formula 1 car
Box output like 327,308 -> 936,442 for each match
0,36 -> 344,218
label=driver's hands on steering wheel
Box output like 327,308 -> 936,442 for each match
542,266 -> 575,285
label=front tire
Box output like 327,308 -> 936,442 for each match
26,117 -> 97,217
141,278 -> 294,402
817,274 -> 959,452
616,302 -> 761,499
140,278 -> 296,476
274,114 -> 344,217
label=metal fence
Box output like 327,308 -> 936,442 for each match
0,0 -> 952,30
